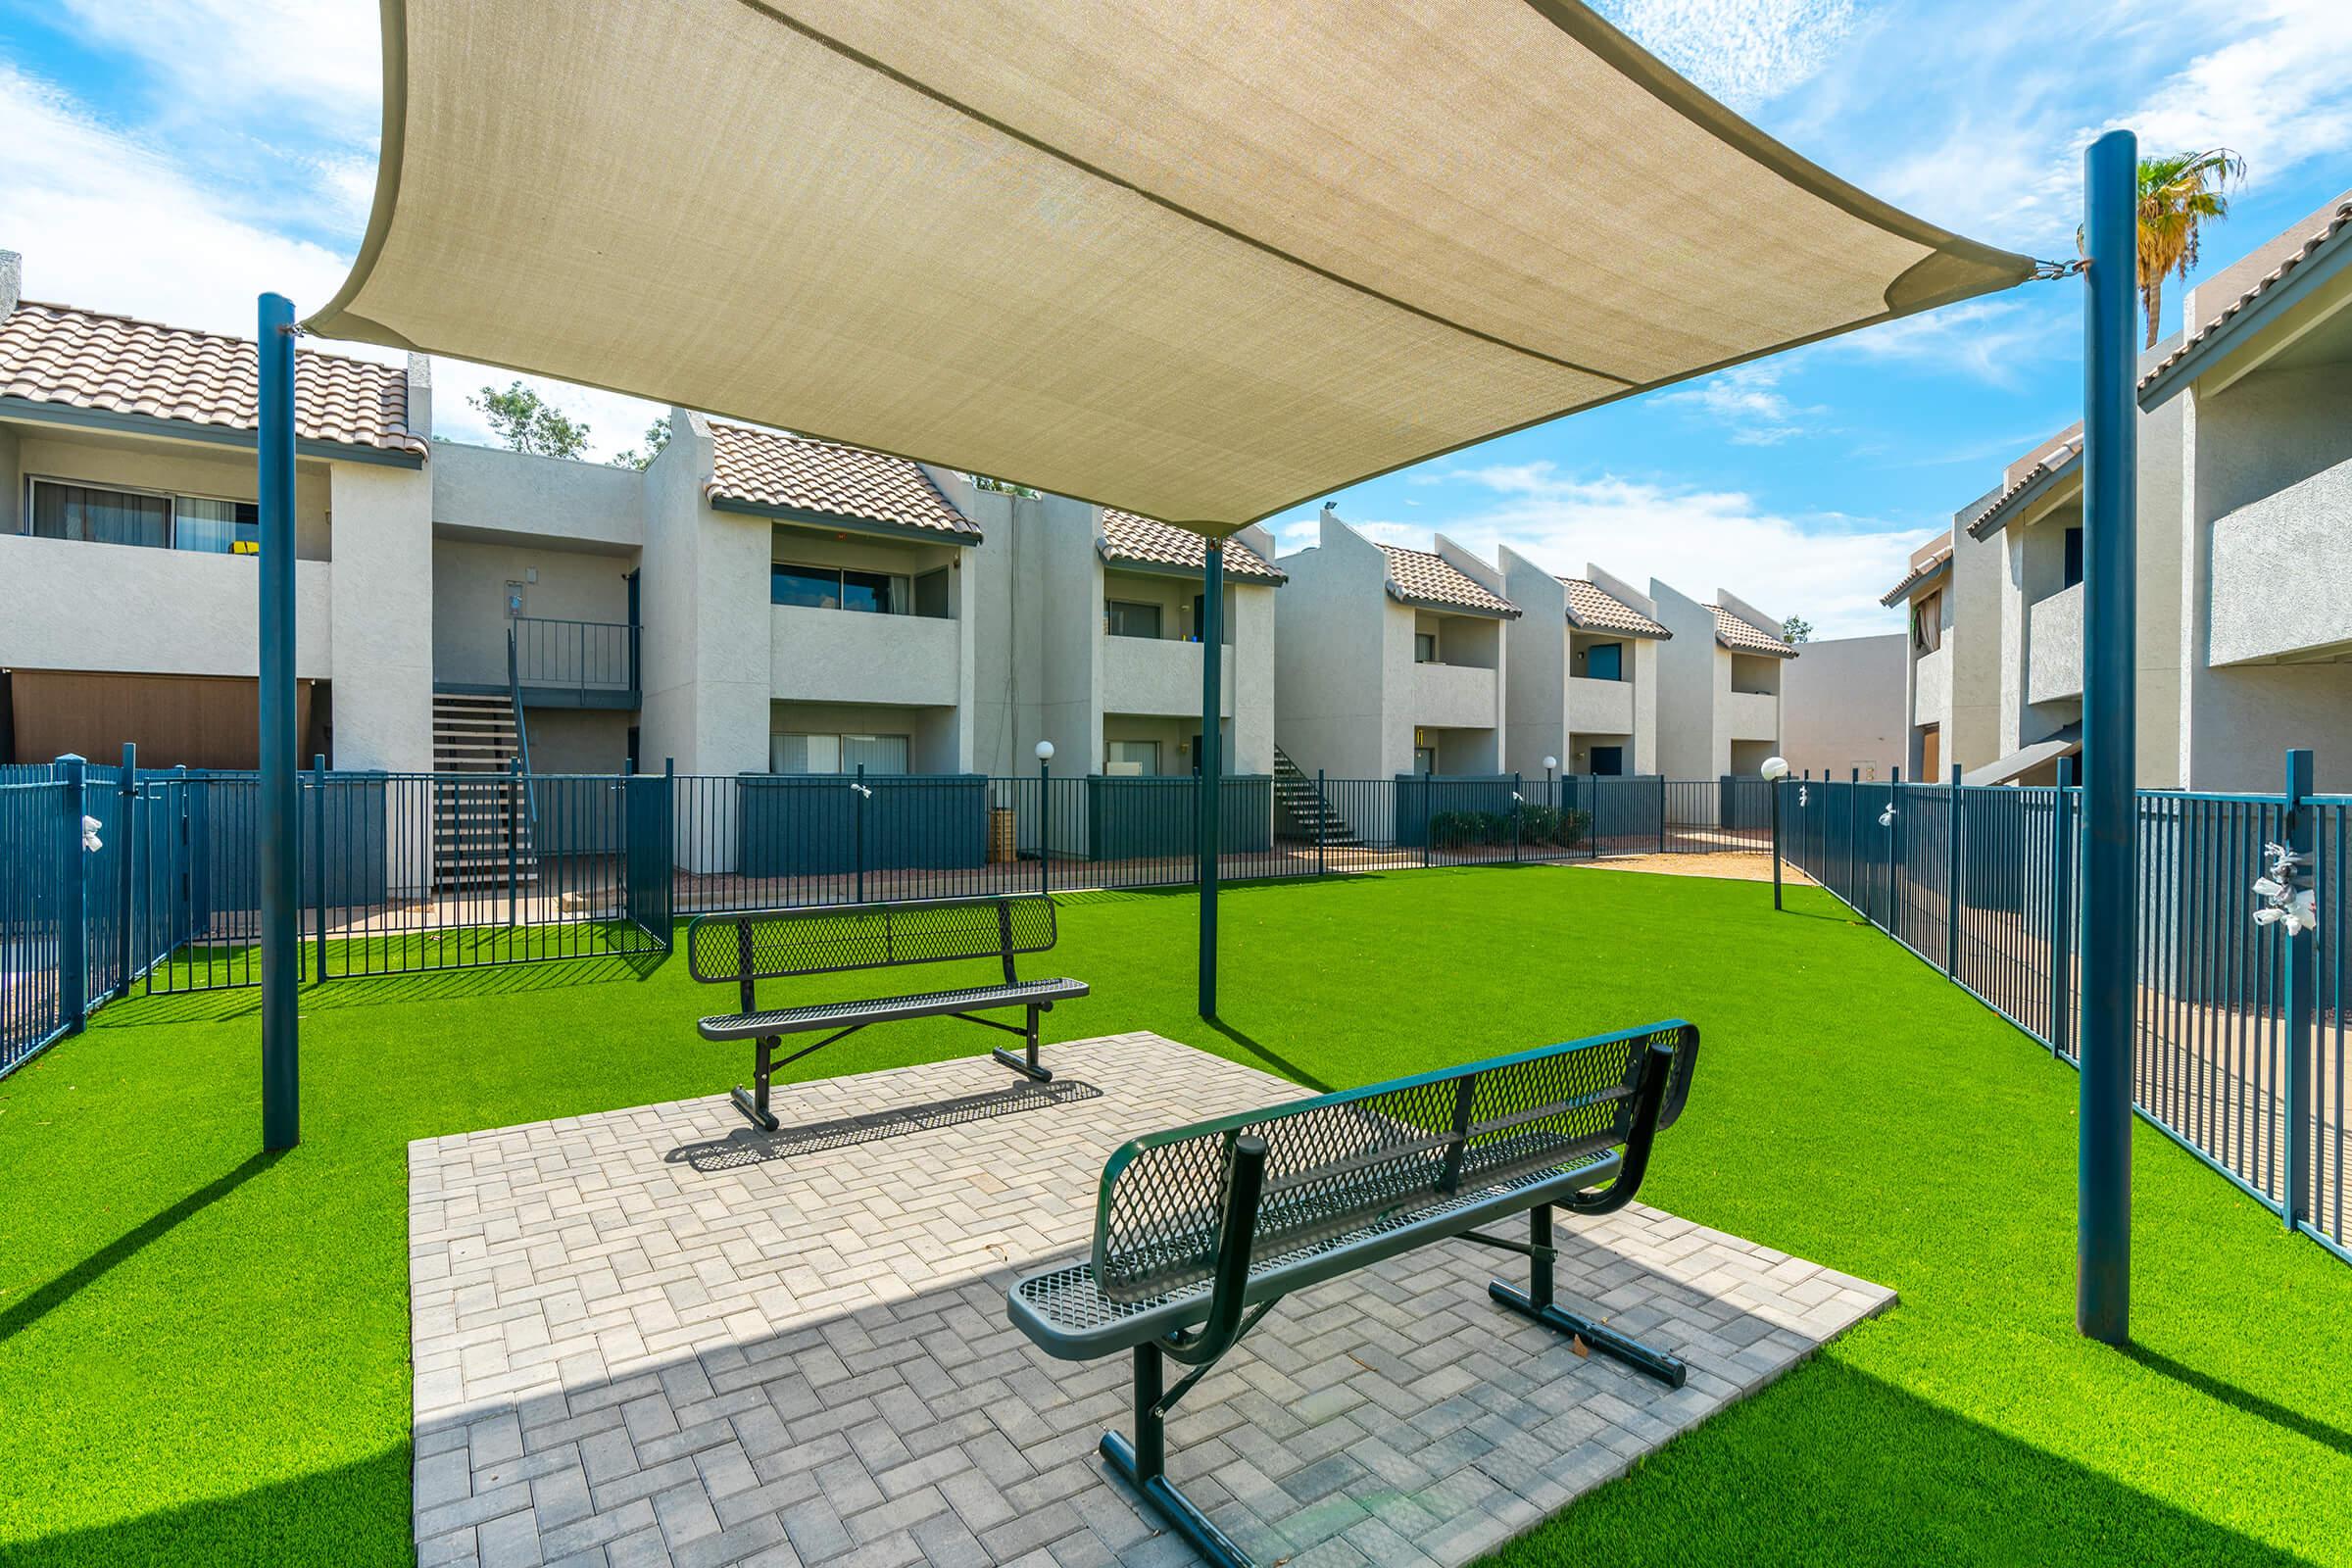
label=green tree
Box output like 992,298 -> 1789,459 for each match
1781,614 -> 1812,645
609,416 -> 672,470
2084,149 -> 2245,349
468,381 -> 591,459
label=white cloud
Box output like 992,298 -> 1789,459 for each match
1352,463 -> 1930,638
1594,0 -> 1861,109
1825,296 -> 2063,386
1653,363 -> 1817,444
51,0 -> 382,137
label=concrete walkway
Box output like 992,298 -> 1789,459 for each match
408,1034 -> 1891,1568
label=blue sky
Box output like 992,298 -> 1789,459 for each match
3,0 -> 2347,634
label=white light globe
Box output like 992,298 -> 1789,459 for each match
1759,756 -> 1791,781
1034,740 -> 1055,762
1543,756 -> 1558,771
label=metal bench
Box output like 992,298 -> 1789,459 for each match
688,896 -> 1088,1130
1006,1020 -> 1699,1568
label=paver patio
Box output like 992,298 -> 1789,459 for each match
407,1033 -> 1892,1568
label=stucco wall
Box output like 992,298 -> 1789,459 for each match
771,604 -> 960,708
328,461 -> 435,771
1779,631 -> 1903,780
0,531 -> 332,677
636,412 -> 768,788
2206,455 -> 2352,664
1274,515 -> 1390,779
432,539 -> 635,687
429,439 -> 643,551
524,708 -> 633,773
2027,582 -> 2083,704
1648,578 -> 1722,778
1499,548 -> 1566,776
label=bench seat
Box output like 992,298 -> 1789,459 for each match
1012,1138 -> 1617,1359
699,977 -> 1088,1042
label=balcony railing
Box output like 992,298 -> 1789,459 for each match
512,616 -> 638,705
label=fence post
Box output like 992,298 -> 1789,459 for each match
506,755 -> 521,931
1848,767 -> 1862,921
2282,747 -> 2316,1234
312,754 -> 330,981
1316,769 -> 1327,878
1657,774 -> 1667,855
1945,763 -> 1962,977
662,758 -> 677,943
1512,772 -> 1523,863
854,762 -> 867,906
57,754 -> 88,1034
1886,766 -> 1901,937
2050,756 -> 2076,1060
116,741 -> 137,1000
1423,773 -> 1433,868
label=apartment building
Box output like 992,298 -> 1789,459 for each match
1498,553 -> 1667,777
1647,580 -> 1794,779
1274,507 -> 1516,781
1776,632 -> 1905,781
0,258 -> 1284,795
1886,191 -> 2352,792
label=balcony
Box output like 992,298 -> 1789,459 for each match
2028,582 -> 2083,703
1102,635 -> 1234,718
770,604 -> 959,707
1568,675 -> 1633,735
1914,642 -> 1950,716
1727,688 -> 1778,742
509,616 -> 638,708
0,531 -> 333,677
2209,459 -> 2352,664
1411,661 -> 1498,729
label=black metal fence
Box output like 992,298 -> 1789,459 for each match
0,760 -> 1770,1079
1784,771 -> 2346,1269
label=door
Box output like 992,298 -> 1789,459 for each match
1412,746 -> 1439,775
1590,745 -> 1624,777
1921,724 -> 1940,782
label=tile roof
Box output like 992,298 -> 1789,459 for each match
0,300 -> 424,457
1965,435 -> 2082,539
1711,603 -> 1797,657
1100,509 -> 1285,582
2142,200 -> 2352,392
1380,545 -> 1519,616
1556,576 -> 1669,638
706,422 -> 979,539
1880,543 -> 1953,607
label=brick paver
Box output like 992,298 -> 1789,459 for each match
410,1033 -> 1892,1568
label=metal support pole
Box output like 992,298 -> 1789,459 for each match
1039,758 -> 1051,897
2051,756 -> 2077,1060
1771,776 -> 1784,910
2078,126 -> 2139,1344
1512,772 -> 1523,862
258,291 -> 299,1152
1849,767 -> 1862,921
57,753 -> 88,1034
312,754 -> 330,980
1657,774 -> 1667,855
1886,766 -> 1901,936
1316,769 -> 1327,878
1199,541 -> 1224,1020
116,742 -> 137,1000
2282,747 -> 2316,1234
1946,762 -> 1963,977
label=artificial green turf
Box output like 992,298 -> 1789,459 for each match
0,866 -> 2346,1565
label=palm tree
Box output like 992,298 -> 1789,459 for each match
2132,149 -> 2245,349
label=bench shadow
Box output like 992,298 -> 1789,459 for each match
0,1150 -> 283,1347
1204,1020 -> 1335,1095
664,1079 -> 1105,1172
94,950 -> 672,1027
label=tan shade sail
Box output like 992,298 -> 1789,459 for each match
311,0 -> 2034,534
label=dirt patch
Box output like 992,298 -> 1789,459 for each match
1568,852 -> 1814,885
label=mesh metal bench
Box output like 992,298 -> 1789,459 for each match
1006,1021 -> 1699,1568
688,896 -> 1087,1130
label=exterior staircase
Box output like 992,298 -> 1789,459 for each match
1271,745 -> 1361,847
430,690 -> 539,893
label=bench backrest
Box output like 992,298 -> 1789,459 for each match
686,895 -> 1057,983
1089,1020 -> 1697,1303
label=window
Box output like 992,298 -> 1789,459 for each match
2063,525 -> 2083,590
1583,642 -> 1623,681
1104,739 -> 1159,776
1105,600 -> 1162,639
25,477 -> 259,554
770,563 -> 908,613
1912,590 -> 1942,653
1414,632 -> 1439,663
1590,745 -> 1624,776
770,732 -> 909,773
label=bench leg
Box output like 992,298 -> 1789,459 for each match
989,1004 -> 1054,1083
1488,1203 -> 1687,1389
1101,1344 -> 1253,1568
730,1037 -> 781,1132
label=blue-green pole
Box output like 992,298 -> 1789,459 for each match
116,741 -> 137,1000
2050,755 -> 2077,1062
1199,541 -> 1224,1019
2281,747 -> 2315,1234
56,753 -> 88,1034
258,292 -> 299,1151
2079,127 -> 2138,1343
